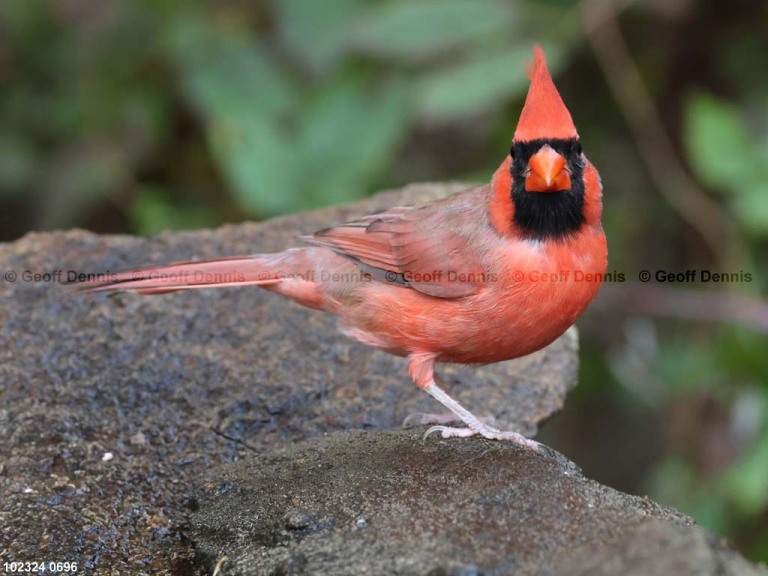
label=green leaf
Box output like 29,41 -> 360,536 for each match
272,0 -> 365,72
416,45 -> 560,121
169,17 -> 295,119
732,186 -> 768,235
684,92 -> 754,192
130,185 -> 217,235
168,14 -> 302,215
298,75 -> 411,206
208,111 -> 302,215
351,0 -> 514,62
684,92 -> 768,235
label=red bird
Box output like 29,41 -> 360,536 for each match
79,46 -> 607,448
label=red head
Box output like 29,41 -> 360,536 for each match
490,45 -> 602,240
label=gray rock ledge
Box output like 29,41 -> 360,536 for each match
0,183 -> 578,574
189,428 -> 765,576
1,183 -> 763,575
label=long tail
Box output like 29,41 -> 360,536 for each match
75,255 -> 282,295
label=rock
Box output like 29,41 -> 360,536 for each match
560,519 -> 766,576
3,182 -> 763,575
187,428 -> 767,576
0,184 -> 578,574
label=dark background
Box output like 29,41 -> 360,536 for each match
1,0 -> 767,562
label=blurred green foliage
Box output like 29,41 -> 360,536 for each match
1,0 -> 768,564
685,91 -> 768,235
0,0 -> 569,235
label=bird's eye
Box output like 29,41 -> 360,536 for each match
575,142 -> 583,155
509,146 -> 515,160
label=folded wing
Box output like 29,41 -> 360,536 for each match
305,197 -> 490,299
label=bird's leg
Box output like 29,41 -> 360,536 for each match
423,384 -> 539,449
402,412 -> 462,427
407,353 -> 539,449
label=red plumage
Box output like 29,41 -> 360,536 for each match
78,46 -> 607,447
515,45 -> 578,142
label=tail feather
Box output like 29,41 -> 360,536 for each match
74,255 -> 282,295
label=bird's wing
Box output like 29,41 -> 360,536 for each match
304,190 -> 491,298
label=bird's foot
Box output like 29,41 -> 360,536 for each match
412,377 -> 539,449
402,412 -> 497,427
424,423 -> 539,450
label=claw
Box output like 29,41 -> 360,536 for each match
424,424 -> 540,450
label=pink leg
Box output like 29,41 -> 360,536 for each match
402,412 -> 461,427
407,353 -> 539,449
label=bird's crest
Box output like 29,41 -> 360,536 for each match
514,45 -> 578,142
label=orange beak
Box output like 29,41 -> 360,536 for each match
525,144 -> 571,193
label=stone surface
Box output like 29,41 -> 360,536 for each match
560,519 -> 766,576
3,182 -> 764,575
0,184 -> 578,574
189,428 -> 767,576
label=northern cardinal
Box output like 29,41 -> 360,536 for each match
78,46 -> 607,448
